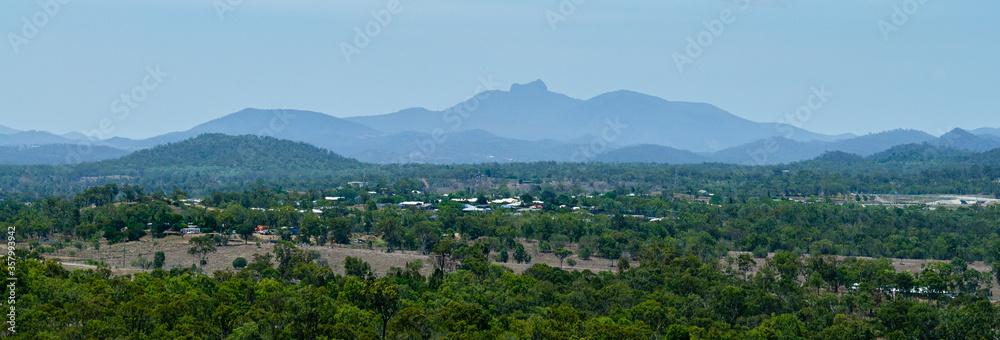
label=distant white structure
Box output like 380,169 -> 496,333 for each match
928,199 -> 963,206
927,196 -> 1000,206
398,201 -> 425,208
491,198 -> 520,205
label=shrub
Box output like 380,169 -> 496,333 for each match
345,256 -> 372,278
752,246 -> 768,259
538,241 -> 552,253
617,256 -> 630,271
495,249 -> 509,263
233,257 -> 248,269
132,255 -> 152,269
153,252 -> 165,269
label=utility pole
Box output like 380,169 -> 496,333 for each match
122,246 -> 126,268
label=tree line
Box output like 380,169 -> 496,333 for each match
6,240 -> 1000,339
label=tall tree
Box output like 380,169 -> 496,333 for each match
365,280 -> 401,340
554,248 -> 573,268
187,236 -> 217,267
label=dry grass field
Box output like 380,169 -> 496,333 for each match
726,251 -> 1000,297
45,234 -> 995,299
42,233 -> 617,277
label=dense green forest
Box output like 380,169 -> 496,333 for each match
5,134 -> 1000,338
4,182 -> 1000,338
7,241 -> 1000,339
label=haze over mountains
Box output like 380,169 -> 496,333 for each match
346,80 -> 844,153
2,80 -> 999,165
0,125 -> 18,135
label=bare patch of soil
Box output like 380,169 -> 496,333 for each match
42,234 -> 618,277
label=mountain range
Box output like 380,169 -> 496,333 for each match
1,80 -> 998,165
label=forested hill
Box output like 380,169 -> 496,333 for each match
0,134 -> 369,199
803,143 -> 1000,170
69,134 -> 368,190
87,133 -> 359,169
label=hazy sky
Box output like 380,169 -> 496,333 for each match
1,0 -> 998,139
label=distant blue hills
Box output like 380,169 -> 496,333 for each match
2,80 -> 999,165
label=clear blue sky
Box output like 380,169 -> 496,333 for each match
1,0 -> 998,139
